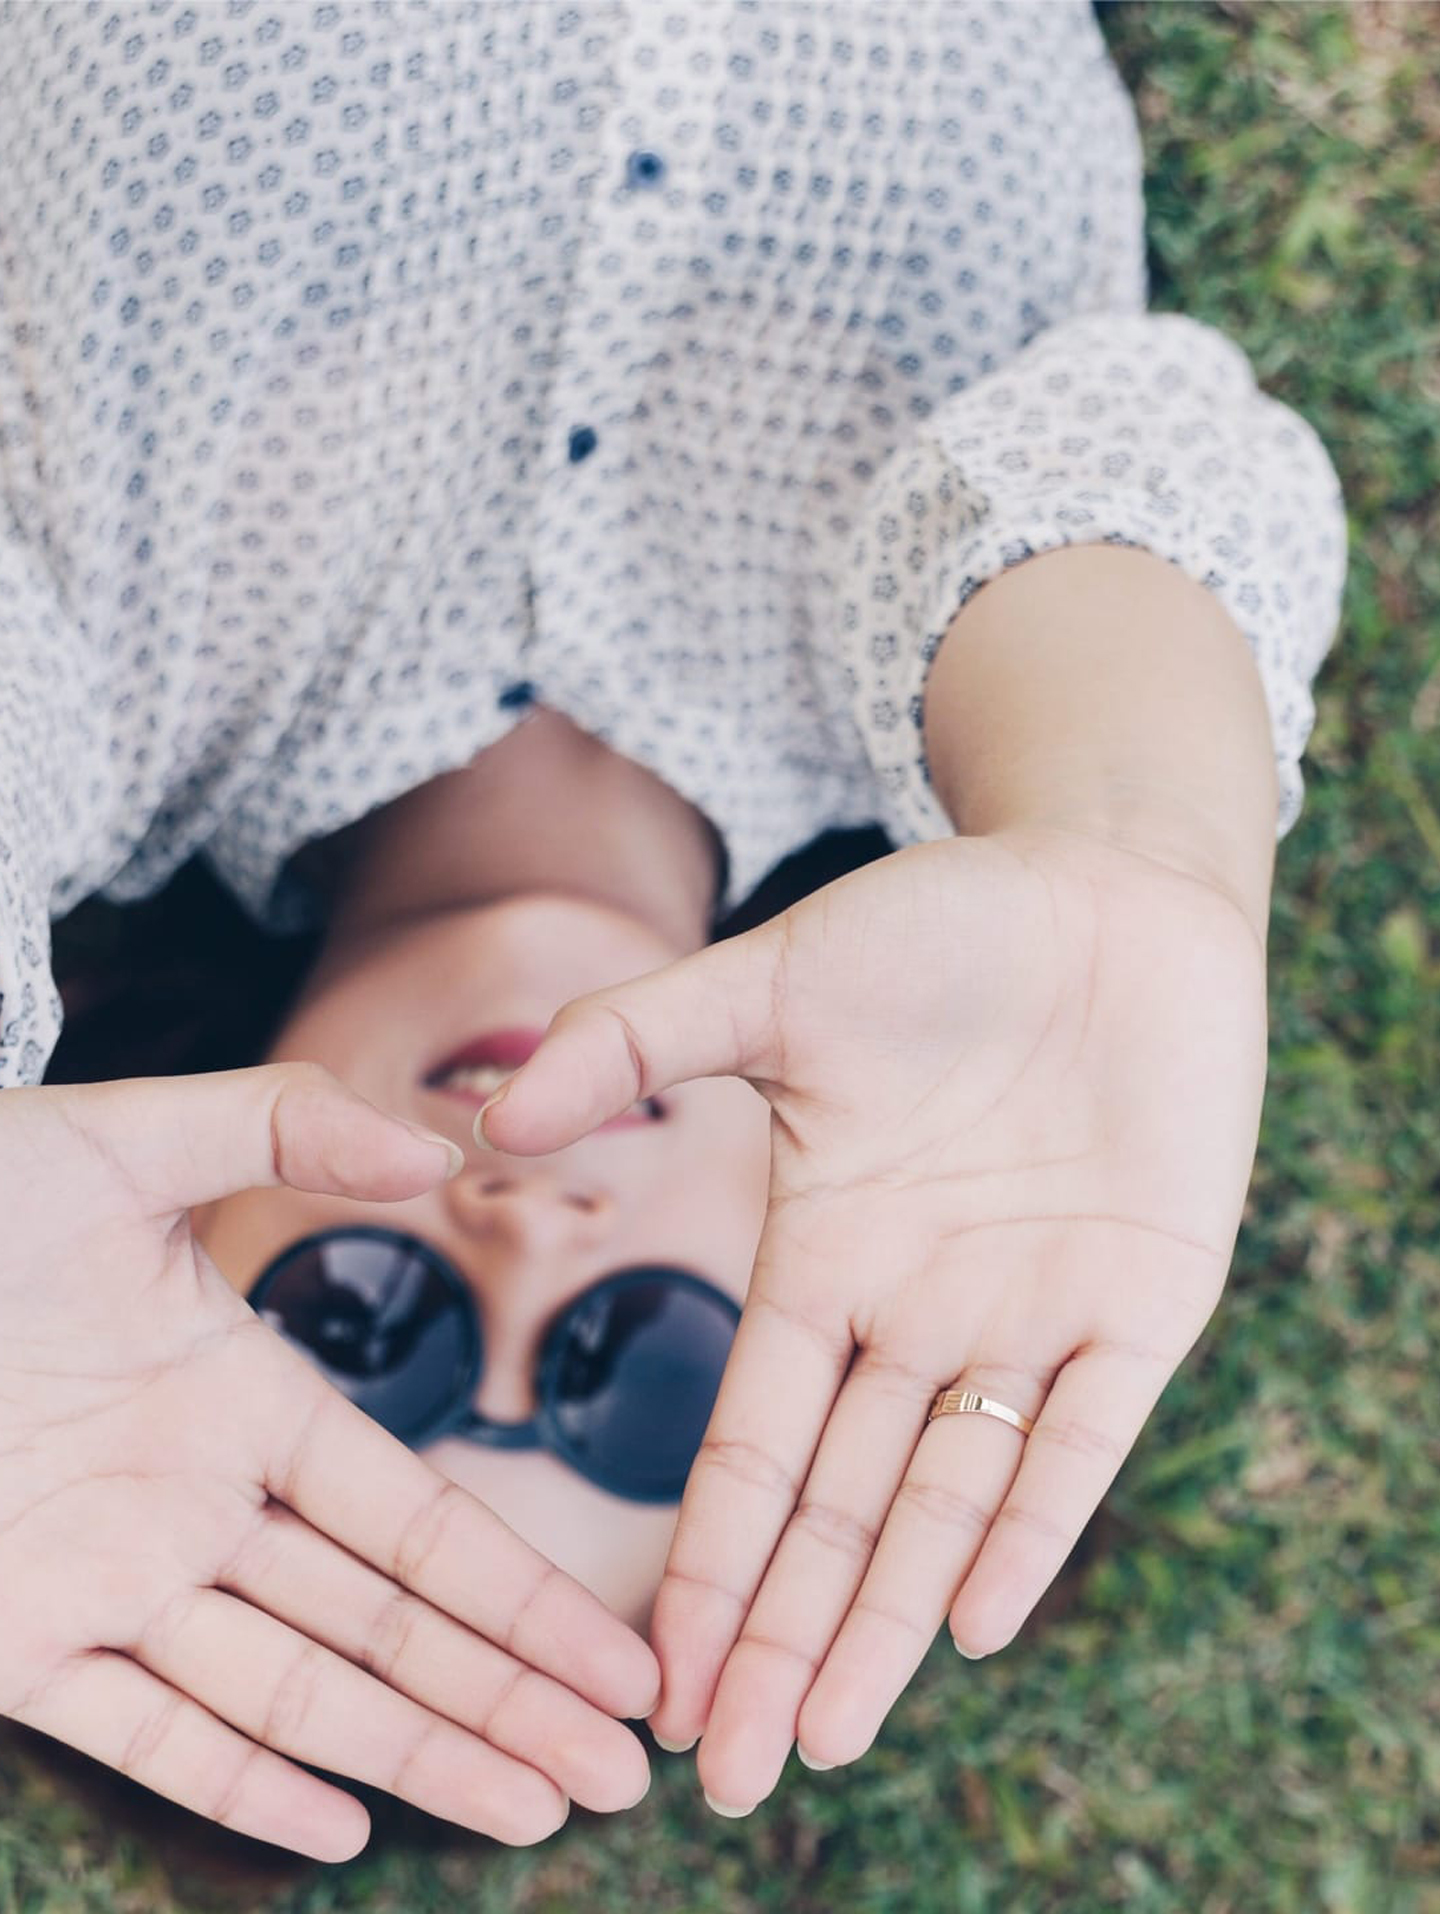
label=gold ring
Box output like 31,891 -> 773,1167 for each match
927,1387 -> 1035,1437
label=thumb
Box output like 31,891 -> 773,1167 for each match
477,919 -> 787,1155
49,1063 -> 464,1215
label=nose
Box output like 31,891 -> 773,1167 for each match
442,1161 -> 618,1263
439,1163 -> 619,1423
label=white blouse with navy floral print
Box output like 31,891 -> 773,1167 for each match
0,0 -> 1347,1085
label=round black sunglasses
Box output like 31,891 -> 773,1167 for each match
246,1226 -> 740,1504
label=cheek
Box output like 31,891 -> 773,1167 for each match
193,1185 -> 365,1302
424,1440 -> 677,1628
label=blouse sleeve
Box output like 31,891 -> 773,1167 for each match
0,521 -> 105,1087
835,311 -> 1348,848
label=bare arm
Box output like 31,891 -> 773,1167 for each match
922,542 -> 1280,940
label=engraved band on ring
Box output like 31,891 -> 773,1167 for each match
927,1387 -> 1035,1437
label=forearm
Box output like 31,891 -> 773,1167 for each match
920,545 -> 1280,940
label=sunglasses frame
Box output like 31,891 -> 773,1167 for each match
246,1225 -> 741,1504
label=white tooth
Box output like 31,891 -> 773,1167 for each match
440,1062 -> 516,1093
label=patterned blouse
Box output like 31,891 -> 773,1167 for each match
0,0 -> 1347,1085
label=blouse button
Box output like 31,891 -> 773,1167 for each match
568,425 -> 599,464
626,149 -> 667,188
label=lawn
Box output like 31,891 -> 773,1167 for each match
3,3 -> 1438,1909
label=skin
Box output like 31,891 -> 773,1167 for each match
0,542 -> 1285,1853
74,535 -> 1277,1837
469,546 -> 1283,1812
194,709 -> 773,1627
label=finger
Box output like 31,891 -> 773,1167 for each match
797,1356 -> 1053,1770
947,1340 -> 1172,1659
11,1653 -> 371,1862
646,1224 -> 852,1750
224,1501 -> 649,1814
266,1351 -> 660,1723
476,920 -> 785,1153
693,1350 -> 940,1814
55,1063 -> 463,1212
131,1586 -> 569,1846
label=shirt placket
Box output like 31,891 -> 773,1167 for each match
529,1 -> 725,730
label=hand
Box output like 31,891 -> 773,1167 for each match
475,828 -> 1267,1811
0,1066 -> 658,1858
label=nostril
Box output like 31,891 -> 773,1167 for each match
565,1192 -> 601,1213
478,1177 -> 513,1196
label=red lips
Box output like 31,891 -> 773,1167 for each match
422,1027 -> 549,1083
420,1027 -> 664,1128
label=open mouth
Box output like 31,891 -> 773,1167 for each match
421,1027 -> 666,1128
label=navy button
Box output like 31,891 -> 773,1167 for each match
497,679 -> 536,710
568,424 -> 598,464
626,149 -> 667,188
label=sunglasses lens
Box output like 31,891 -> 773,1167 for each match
248,1234 -> 475,1445
542,1273 -> 739,1501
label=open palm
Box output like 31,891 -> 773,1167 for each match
478,827 -> 1268,1813
0,1067 -> 657,1857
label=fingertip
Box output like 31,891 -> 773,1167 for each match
473,1089 -> 508,1151
631,1649 -> 664,1725
703,1790 -> 755,1820
397,1121 -> 464,1180
301,1796 -> 371,1864
622,1752 -> 652,1811
795,1685 -> 877,1775
509,1790 -> 571,1847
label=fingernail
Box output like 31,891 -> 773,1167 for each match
652,1733 -> 698,1754
402,1124 -> 465,1178
703,1792 -> 754,1819
796,1747 -> 836,1772
472,1088 -> 508,1150
953,1639 -> 986,1659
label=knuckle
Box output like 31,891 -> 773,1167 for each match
264,1062 -> 336,1180
791,1498 -> 878,1564
851,1594 -> 932,1648
736,1626 -> 821,1675
390,1478 -> 467,1590
854,1347 -> 944,1406
748,1287 -> 852,1365
387,1715 -> 447,1802
591,999 -> 651,1101
205,1740 -> 267,1831
269,1058 -> 331,1097
502,1558 -> 566,1664
269,1393 -> 330,1512
258,1638 -> 327,1749
894,1476 -> 992,1541
355,1587 -> 423,1686
693,1436 -> 799,1505
955,1358 -> 1055,1418
473,1663 -> 528,1740
118,1688 -> 185,1781
992,1499 -> 1074,1550
212,1503 -> 285,1591
1032,1416 -> 1126,1468
132,1588 -> 197,1666
654,1561 -> 748,1613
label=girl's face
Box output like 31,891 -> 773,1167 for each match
194,893 -> 771,1627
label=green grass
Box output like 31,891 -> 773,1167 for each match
4,4 -> 1439,1909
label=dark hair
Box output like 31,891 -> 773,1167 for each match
45,826 -> 895,1086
